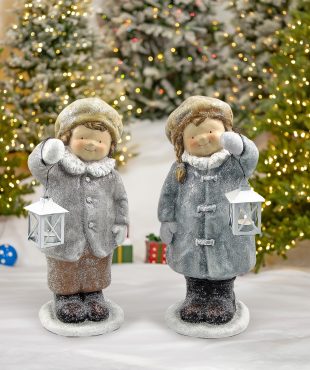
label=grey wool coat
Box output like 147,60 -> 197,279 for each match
28,142 -> 129,262
158,135 -> 259,280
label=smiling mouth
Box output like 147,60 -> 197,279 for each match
84,148 -> 96,152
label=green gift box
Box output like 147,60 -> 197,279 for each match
112,238 -> 133,263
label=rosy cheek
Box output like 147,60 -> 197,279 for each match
71,140 -> 83,151
190,138 -> 198,147
208,133 -> 217,142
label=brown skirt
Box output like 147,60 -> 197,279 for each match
46,247 -> 113,295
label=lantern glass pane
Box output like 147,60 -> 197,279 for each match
237,203 -> 255,233
28,213 -> 39,243
43,214 -> 62,245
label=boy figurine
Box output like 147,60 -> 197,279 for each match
28,98 -> 128,324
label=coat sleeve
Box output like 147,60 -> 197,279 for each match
233,134 -> 259,178
113,171 -> 129,225
158,162 -> 179,223
27,142 -> 50,186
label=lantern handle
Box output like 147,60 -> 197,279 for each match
40,137 -> 56,199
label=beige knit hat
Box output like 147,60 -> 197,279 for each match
55,98 -> 123,142
166,96 -> 233,143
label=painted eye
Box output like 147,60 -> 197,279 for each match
192,136 -> 195,139
80,137 -> 84,140
209,131 -> 212,133
99,140 -> 102,143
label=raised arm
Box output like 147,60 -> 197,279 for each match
221,132 -> 259,178
28,139 -> 65,185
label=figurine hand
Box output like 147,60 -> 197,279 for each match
112,224 -> 128,245
42,139 -> 65,165
220,132 -> 243,156
160,222 -> 177,244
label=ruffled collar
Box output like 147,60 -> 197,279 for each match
60,147 -> 116,177
181,149 -> 231,171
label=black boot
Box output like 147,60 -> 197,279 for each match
204,278 -> 236,325
54,293 -> 87,323
83,291 -> 109,321
180,277 -> 210,323
180,276 -> 236,325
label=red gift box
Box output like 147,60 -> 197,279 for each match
145,234 -> 167,264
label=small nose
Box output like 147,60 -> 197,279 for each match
85,141 -> 96,149
197,134 -> 209,145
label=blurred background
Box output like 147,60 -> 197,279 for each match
0,0 -> 309,270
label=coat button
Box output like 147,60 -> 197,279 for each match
86,197 -> 92,203
88,222 -> 94,229
85,176 -> 91,182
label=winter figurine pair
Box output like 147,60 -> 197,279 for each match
27,96 -> 260,338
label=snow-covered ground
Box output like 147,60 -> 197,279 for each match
1,265 -> 310,370
0,119 -> 174,266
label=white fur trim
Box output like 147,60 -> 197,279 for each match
60,147 -> 115,177
181,149 -> 230,171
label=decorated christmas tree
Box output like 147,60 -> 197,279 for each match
0,54 -> 34,216
4,0 -> 133,166
95,0 -> 225,118
250,2 -> 310,270
218,0 -> 291,129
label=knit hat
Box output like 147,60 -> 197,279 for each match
166,96 -> 233,143
55,98 -> 123,142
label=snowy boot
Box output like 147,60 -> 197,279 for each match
180,276 -> 236,324
180,276 -> 210,323
204,277 -> 236,325
83,291 -> 109,321
54,293 -> 87,323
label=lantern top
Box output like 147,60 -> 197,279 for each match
225,187 -> 265,204
24,197 -> 69,215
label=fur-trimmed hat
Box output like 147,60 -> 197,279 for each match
166,96 -> 233,143
55,98 -> 123,142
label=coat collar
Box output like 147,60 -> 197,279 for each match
60,147 -> 116,177
182,149 -> 231,171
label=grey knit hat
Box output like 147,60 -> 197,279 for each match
166,96 -> 233,143
55,98 -> 123,142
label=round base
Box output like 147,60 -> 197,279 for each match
39,298 -> 124,337
165,300 -> 249,339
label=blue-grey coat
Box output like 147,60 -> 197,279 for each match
158,135 -> 259,280
28,142 -> 129,262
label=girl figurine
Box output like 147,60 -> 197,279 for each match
158,96 -> 259,333
28,98 -> 129,326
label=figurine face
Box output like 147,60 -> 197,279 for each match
183,118 -> 226,157
69,125 -> 112,161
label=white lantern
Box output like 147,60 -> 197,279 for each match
225,179 -> 265,236
24,197 -> 69,248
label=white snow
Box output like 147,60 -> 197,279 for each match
1,265 -> 310,369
